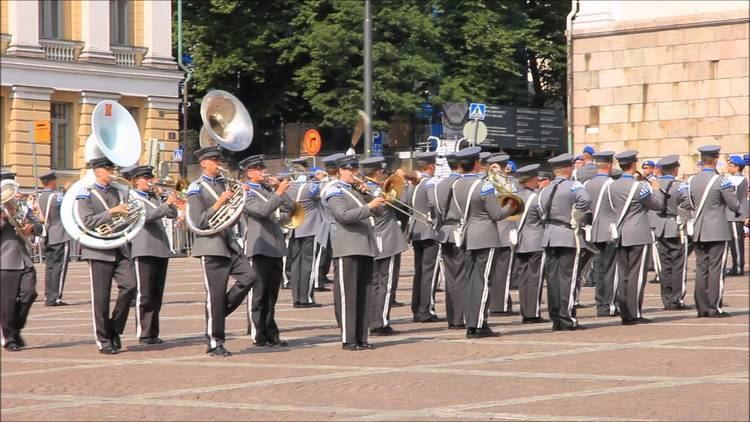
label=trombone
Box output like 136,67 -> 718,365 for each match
353,174 -> 432,226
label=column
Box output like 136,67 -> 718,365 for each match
7,86 -> 54,189
6,1 -> 44,58
79,1 -> 115,63
145,96 -> 181,176
142,0 -> 176,68
76,91 -> 122,167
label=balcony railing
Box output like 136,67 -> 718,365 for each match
111,45 -> 147,67
39,38 -> 82,62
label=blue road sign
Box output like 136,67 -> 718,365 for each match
372,132 -> 383,156
173,147 -> 183,162
469,103 -> 486,120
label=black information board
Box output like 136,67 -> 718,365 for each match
482,105 -> 565,151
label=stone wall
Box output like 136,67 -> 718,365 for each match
571,12 -> 749,173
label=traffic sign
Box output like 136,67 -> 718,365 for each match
468,103 -> 486,120
173,146 -> 183,162
303,129 -> 322,156
31,120 -> 51,144
463,121 -> 488,144
372,131 -> 383,156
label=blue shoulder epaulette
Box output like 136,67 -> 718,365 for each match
570,181 -> 584,192
480,180 -> 496,196
638,182 -> 652,199
325,185 -> 342,200
75,186 -> 90,199
720,177 -> 732,190
186,181 -> 201,196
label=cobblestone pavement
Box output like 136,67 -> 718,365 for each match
2,244 -> 748,421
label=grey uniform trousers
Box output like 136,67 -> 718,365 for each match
247,255 -> 283,343
544,247 -> 579,329
593,241 -> 618,316
0,267 -> 37,346
199,253 -> 257,349
728,221 -> 745,273
289,236 -> 317,304
657,236 -> 688,309
411,239 -> 440,321
693,241 -> 729,317
489,247 -> 513,313
515,251 -> 544,319
316,241 -> 333,288
616,244 -> 649,322
370,254 -> 401,329
334,255 -> 374,345
44,241 -> 69,304
133,256 -> 168,340
88,253 -> 136,350
442,242 -> 467,326
464,248 -> 495,329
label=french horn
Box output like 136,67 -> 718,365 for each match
1,179 -> 34,249
487,165 -> 524,219
59,101 -> 146,249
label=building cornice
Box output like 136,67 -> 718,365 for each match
147,96 -> 181,111
11,85 -> 54,101
80,91 -> 123,104
0,55 -> 183,99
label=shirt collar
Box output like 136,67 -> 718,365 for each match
449,172 -> 461,177
94,182 -> 110,191
338,181 -> 352,188
244,181 -> 262,189
621,174 -> 635,179
135,189 -> 149,197
554,176 -> 567,181
658,175 -> 675,180
463,173 -> 479,178
201,173 -> 225,183
594,173 -> 609,177
701,168 -> 717,172
42,188 -> 55,192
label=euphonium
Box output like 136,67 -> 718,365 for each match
1,179 -> 34,249
487,165 -> 524,219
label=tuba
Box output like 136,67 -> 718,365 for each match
487,165 -> 524,219
60,101 -> 146,249
185,90 -> 253,236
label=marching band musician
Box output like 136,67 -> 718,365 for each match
76,157 -> 137,354
536,153 -> 591,331
573,146 -> 597,183
430,152 -> 467,329
124,165 -> 180,345
360,156 -> 409,336
282,158 -> 311,289
610,151 -> 664,325
314,153 -> 346,293
652,155 -> 691,310
583,151 -> 620,317
678,145 -> 740,318
286,159 -> 325,308
486,154 -> 517,316
37,171 -> 72,306
725,155 -> 747,277
404,151 -> 441,323
239,155 -> 294,347
452,147 -> 517,338
186,146 -> 258,357
512,164 -> 548,324
0,172 -> 40,351
325,155 -> 386,350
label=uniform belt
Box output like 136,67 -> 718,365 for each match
545,220 -> 572,228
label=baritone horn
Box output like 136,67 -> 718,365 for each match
186,90 -> 253,236
59,100 -> 146,249
1,179 -> 34,249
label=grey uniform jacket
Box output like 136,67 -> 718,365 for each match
186,175 -> 239,258
584,174 -> 616,243
496,212 -> 517,248
679,170 -> 740,242
725,174 -> 748,222
366,181 -> 408,259
452,174 -> 512,250
405,176 -> 438,242
242,183 -> 294,258
76,184 -> 131,262
325,181 -> 381,258
288,181 -> 323,239
0,211 -> 42,270
608,175 -> 664,247
574,163 -> 597,183
129,191 -> 178,258
429,173 -> 462,244
536,177 -> 591,249
314,178 -> 338,247
652,176 -> 682,239
515,187 -> 543,253
37,190 -> 71,245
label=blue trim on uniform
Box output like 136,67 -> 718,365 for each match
201,174 -> 225,184
701,168 -> 716,172
338,181 -> 352,188
135,189 -> 149,197
621,174 -> 635,179
94,182 -> 110,191
449,172 -> 461,177
658,175 -> 675,180
244,182 -> 262,189
593,173 -> 609,177
463,173 -> 479,178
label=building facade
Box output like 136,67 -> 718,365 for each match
570,0 -> 749,172
1,0 -> 183,190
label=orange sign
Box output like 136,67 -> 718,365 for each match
33,120 -> 51,144
303,129 -> 322,156
104,103 -> 113,117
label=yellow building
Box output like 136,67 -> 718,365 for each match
569,0 -> 749,172
1,0 -> 183,190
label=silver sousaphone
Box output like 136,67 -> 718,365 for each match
60,101 -> 146,249
186,90 -> 254,236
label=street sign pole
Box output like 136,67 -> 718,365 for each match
363,0 -> 373,158
472,117 -> 479,146
28,122 -> 39,193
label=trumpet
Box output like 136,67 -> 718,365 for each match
352,175 -> 432,226
151,179 -> 187,208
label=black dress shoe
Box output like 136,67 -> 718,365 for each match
490,310 -> 519,316
447,323 -> 466,330
708,311 -> 732,318
342,343 -> 361,351
665,304 -> 693,311
370,326 -> 399,336
254,339 -> 273,347
391,301 -> 405,307
99,346 -> 118,355
416,315 -> 442,323
648,279 -> 660,284
139,337 -> 163,345
315,287 -> 331,292
112,334 -> 122,350
294,302 -> 323,308
637,317 -> 653,324
573,303 -> 590,309
467,327 -> 499,339
622,318 -> 651,325
358,342 -> 376,350
558,324 -> 586,331
522,317 -> 550,324
15,335 -> 25,348
271,339 -> 288,347
207,345 -> 232,357
4,342 -> 21,352
55,301 -> 69,306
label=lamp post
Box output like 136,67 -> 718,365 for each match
363,0 -> 372,158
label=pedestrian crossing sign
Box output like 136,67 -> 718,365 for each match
468,103 -> 486,120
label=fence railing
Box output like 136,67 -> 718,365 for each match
39,38 -> 82,62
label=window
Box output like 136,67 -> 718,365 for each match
110,0 -> 132,46
39,0 -> 64,39
51,103 -> 74,169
